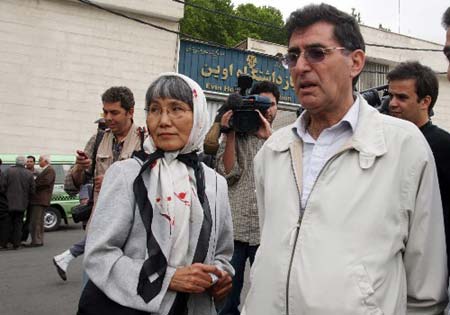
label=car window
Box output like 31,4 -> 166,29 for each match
53,165 -> 65,185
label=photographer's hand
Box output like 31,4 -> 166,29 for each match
220,110 -> 237,174
220,110 -> 233,129
255,110 -> 272,139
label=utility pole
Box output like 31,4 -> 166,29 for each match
398,0 -> 401,33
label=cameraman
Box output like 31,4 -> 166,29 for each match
217,81 -> 279,315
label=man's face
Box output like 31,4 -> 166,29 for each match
388,79 -> 428,126
445,28 -> 450,81
288,21 -> 363,114
259,92 -> 277,124
103,101 -> 134,136
38,157 -> 47,168
25,158 -> 35,170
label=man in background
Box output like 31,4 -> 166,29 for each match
25,155 -> 39,178
26,155 -> 56,247
387,61 -> 450,277
217,81 -> 279,315
54,87 -> 144,281
2,156 -> 34,249
22,155 -> 39,243
0,158 -> 9,250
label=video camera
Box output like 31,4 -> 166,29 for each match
222,75 -> 272,134
360,84 -> 390,114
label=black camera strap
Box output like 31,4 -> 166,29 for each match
84,130 -> 105,196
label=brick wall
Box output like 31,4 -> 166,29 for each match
0,0 -> 182,154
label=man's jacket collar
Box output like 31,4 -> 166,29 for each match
266,95 -> 387,167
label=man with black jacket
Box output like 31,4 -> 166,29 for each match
1,156 -> 35,249
387,61 -> 450,277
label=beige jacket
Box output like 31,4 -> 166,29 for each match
64,124 -> 143,203
243,96 -> 448,315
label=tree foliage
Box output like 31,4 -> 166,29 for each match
351,8 -> 362,24
180,0 -> 287,47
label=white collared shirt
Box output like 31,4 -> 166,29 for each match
293,98 -> 360,208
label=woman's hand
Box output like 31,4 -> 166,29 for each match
208,270 -> 232,301
169,263 -> 222,294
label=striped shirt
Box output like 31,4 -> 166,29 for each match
216,133 -> 265,245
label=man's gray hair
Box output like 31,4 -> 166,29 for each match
15,156 -> 26,166
40,154 -> 51,164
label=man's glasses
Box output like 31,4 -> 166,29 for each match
281,46 -> 346,69
444,47 -> 450,62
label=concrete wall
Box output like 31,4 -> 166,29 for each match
0,0 -> 183,154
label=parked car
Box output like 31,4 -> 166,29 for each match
0,154 -> 79,231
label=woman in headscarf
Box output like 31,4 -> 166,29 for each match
78,73 -> 234,315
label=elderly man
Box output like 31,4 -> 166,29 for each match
242,4 -> 448,315
26,155 -> 56,247
1,156 -> 35,249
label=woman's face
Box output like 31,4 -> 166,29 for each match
147,97 -> 193,152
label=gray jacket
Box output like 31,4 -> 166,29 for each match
84,157 -> 234,315
4,165 -> 35,211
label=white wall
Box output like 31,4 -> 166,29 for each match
362,25 -> 447,72
0,0 -> 183,154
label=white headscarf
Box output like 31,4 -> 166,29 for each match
142,72 -> 210,267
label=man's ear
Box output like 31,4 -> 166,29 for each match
419,95 -> 432,111
128,107 -> 135,117
349,49 -> 366,81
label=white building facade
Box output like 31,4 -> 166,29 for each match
0,0 -> 184,153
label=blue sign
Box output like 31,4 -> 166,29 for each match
179,40 -> 298,104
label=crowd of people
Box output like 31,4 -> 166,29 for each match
0,155 -> 56,250
2,3 -> 450,315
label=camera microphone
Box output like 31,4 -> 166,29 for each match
227,93 -> 243,108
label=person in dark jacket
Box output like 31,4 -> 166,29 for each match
0,158 -> 10,250
2,156 -> 35,249
387,61 -> 450,277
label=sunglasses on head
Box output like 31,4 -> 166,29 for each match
281,46 -> 346,69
